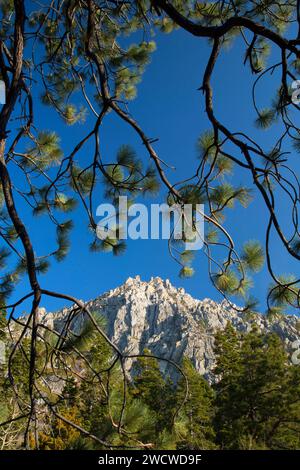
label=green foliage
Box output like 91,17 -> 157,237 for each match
213,269 -> 239,294
241,241 -> 264,272
213,324 -> 300,449
70,166 -> 95,195
59,313 -> 106,353
54,193 -> 77,213
132,351 -> 177,434
110,40 -> 156,100
26,131 -> 63,168
103,145 -> 159,199
205,229 -> 218,243
2,316 -> 300,450
255,108 -> 276,129
177,185 -> 206,205
0,247 -> 10,269
210,184 -> 252,210
35,259 -> 50,274
63,105 -> 86,126
266,305 -> 284,320
0,0 -> 287,312
268,275 -> 299,307
0,273 -> 18,304
197,131 -> 232,175
179,250 -> 195,266
54,220 -> 73,262
179,266 -> 195,278
197,131 -> 218,160
176,358 -> 216,450
0,309 -> 7,339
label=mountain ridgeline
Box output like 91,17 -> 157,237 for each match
36,276 -> 300,380
3,276 -> 300,450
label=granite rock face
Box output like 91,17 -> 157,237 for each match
36,276 -> 300,381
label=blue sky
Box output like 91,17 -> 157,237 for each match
4,25 -> 299,315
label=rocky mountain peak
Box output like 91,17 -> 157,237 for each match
36,277 -> 300,381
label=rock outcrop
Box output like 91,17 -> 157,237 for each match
34,276 -> 300,381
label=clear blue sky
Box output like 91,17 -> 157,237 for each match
5,25 -> 298,315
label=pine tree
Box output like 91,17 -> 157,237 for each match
213,325 -> 300,449
131,351 -> 177,434
175,358 -> 216,450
